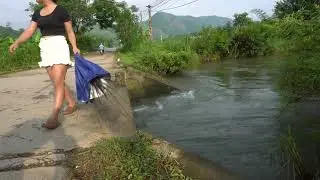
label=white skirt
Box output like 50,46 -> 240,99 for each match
38,36 -> 74,68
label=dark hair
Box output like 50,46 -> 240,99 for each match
53,0 -> 58,3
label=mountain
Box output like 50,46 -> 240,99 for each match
148,12 -> 232,39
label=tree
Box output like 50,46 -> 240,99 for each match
251,9 -> 269,21
5,22 -> 11,28
93,0 -> 119,29
93,0 -> 143,51
274,0 -> 320,19
233,12 -> 253,27
28,0 -> 95,33
115,3 -> 142,50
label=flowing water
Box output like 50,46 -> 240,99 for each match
132,57 -> 320,180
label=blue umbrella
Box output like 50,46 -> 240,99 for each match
74,54 -> 111,103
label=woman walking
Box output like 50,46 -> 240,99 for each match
9,0 -> 79,129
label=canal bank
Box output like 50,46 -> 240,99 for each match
129,56 -> 320,180
0,52 -> 244,179
118,57 -> 247,180
129,58 -> 282,180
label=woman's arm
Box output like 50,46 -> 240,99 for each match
9,22 -> 38,53
64,21 -> 80,54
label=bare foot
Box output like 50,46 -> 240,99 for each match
63,105 -> 77,115
42,119 -> 60,130
42,109 -> 61,130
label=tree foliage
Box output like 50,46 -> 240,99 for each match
233,12 -> 253,27
251,9 -> 269,21
93,0 -> 143,51
192,27 -> 229,61
93,0 -> 118,29
230,23 -> 273,58
274,0 -> 320,19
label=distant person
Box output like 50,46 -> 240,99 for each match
99,43 -> 104,55
9,0 -> 80,129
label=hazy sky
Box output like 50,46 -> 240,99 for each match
0,0 -> 276,29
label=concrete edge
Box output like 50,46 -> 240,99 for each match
114,54 -> 188,92
151,137 -> 246,180
0,154 -> 66,172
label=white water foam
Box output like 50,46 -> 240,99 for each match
168,90 -> 195,100
133,105 -> 149,112
155,101 -> 163,110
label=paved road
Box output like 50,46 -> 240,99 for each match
0,53 -> 136,179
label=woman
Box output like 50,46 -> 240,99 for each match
9,0 -> 80,129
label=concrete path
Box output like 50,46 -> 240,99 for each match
0,53 -> 136,179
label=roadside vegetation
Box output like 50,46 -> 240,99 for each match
119,39 -> 199,75
117,1 -> 320,179
0,34 -> 40,73
68,131 -> 190,180
1,0 -> 320,179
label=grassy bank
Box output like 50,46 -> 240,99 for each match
119,39 -> 200,76
68,131 -> 191,180
118,16 -> 275,76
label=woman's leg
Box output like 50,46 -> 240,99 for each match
63,84 -> 77,115
46,67 -> 76,109
64,84 -> 76,107
43,64 -> 68,129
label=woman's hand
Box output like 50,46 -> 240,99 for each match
65,21 -> 80,55
9,22 -> 37,54
73,47 -> 80,55
9,43 -> 19,54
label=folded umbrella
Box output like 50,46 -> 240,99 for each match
74,54 -> 111,103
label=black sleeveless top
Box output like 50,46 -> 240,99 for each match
32,5 -> 71,36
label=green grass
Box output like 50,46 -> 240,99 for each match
280,127 -> 320,180
118,40 -> 200,76
278,55 -> 320,100
0,37 -> 40,74
0,34 -> 102,74
68,131 -> 191,180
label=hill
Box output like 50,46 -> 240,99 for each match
149,12 -> 232,39
0,26 -> 23,38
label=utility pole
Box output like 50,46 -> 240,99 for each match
147,5 -> 153,40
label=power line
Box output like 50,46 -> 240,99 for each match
152,0 -> 180,12
145,0 -> 201,40
165,0 -> 182,8
156,0 -> 200,12
150,0 -> 165,7
153,0 -> 172,9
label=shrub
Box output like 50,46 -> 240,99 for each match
276,9 -> 320,55
192,27 -> 229,62
278,55 -> 320,98
76,34 -> 101,53
277,8 -> 320,98
229,23 -> 274,58
138,49 -> 198,75
0,36 -> 40,73
121,41 -> 199,75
